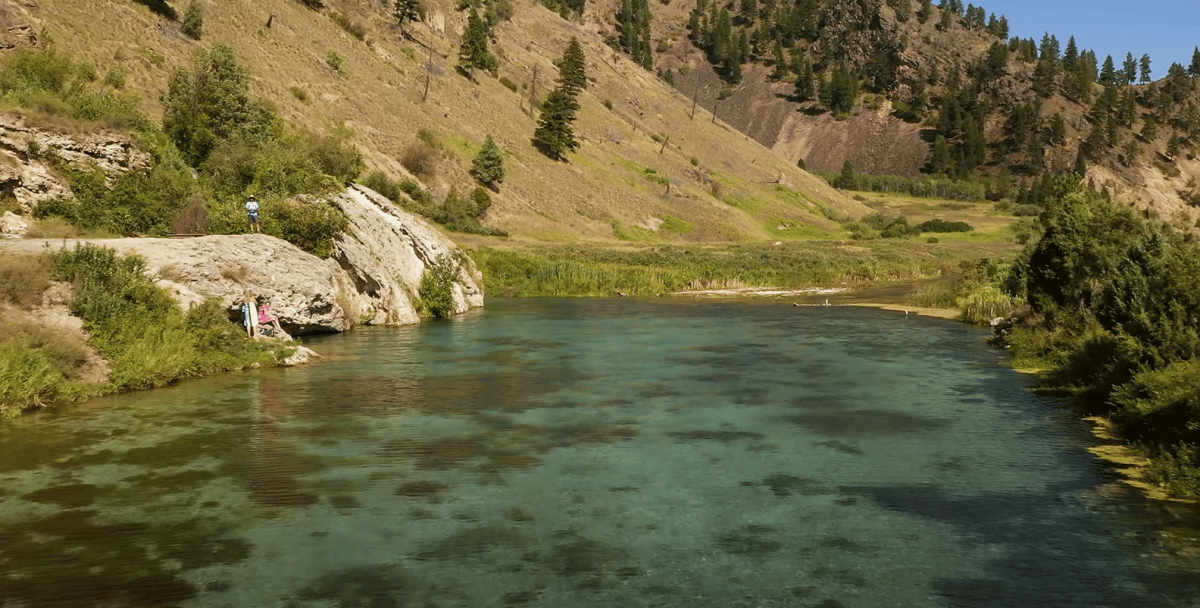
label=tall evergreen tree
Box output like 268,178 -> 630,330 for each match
1123,52 -> 1137,85
619,0 -> 653,69
1100,55 -> 1116,85
929,134 -> 951,175
1139,54 -> 1152,84
394,0 -> 421,39
1190,46 -> 1200,77
533,89 -> 578,160
457,8 -> 497,79
557,37 -> 587,100
793,53 -> 815,101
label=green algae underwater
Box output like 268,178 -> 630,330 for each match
1,298 -> 1198,608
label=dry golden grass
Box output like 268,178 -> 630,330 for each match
22,0 -> 871,246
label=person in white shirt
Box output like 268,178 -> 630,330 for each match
246,195 -> 261,233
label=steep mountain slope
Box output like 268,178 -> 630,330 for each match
640,0 -> 1200,226
3,0 -> 871,244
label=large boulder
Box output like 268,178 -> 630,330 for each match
329,184 -> 484,325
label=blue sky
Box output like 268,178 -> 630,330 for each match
977,0 -> 1200,80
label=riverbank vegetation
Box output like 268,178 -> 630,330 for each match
470,240 -> 1003,297
0,245 -> 291,418
996,176 -> 1200,498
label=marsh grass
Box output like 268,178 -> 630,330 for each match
471,243 -> 945,296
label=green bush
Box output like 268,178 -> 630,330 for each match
362,171 -> 404,203
915,219 -> 973,233
470,135 -> 505,188
0,46 -> 147,128
418,257 -> 457,318
181,0 -> 203,40
262,197 -> 348,258
0,340 -> 66,416
48,244 -> 281,392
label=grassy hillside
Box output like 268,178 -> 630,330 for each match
9,0 -> 875,244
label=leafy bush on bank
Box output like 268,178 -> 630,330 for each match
49,244 -> 284,391
999,177 -> 1200,497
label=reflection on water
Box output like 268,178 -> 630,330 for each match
2,298 -> 1198,608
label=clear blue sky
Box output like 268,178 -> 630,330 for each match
979,0 -> 1200,80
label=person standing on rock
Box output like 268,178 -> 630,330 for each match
245,195 -> 261,233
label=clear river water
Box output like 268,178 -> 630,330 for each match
1,298 -> 1198,608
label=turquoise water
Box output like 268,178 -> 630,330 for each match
1,298 -> 1198,608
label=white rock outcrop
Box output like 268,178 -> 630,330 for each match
1,210 -> 28,238
330,184 -> 484,325
0,115 -> 151,211
0,186 -> 486,335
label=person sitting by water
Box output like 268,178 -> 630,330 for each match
257,301 -> 283,337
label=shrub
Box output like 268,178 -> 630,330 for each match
48,244 -> 281,391
0,254 -> 52,309
261,197 -> 348,258
401,143 -> 438,179
0,340 -> 66,416
418,257 -> 457,318
915,219 -> 974,233
181,0 -> 203,39
164,44 -> 278,167
104,69 -> 125,89
362,171 -> 404,203
499,76 -> 518,92
326,50 -> 345,74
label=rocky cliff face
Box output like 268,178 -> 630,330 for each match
329,184 -> 484,326
0,114 -> 150,213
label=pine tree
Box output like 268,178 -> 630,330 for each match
533,89 -> 578,160
1062,36 -> 1078,72
1139,54 -> 1152,84
1123,52 -> 1137,85
471,135 -> 505,188
793,54 -> 815,101
557,37 -> 587,100
917,0 -> 931,23
1046,112 -> 1064,145
1032,59 -> 1055,98
620,0 -> 653,69
394,0 -> 422,39
1073,146 -> 1087,176
1190,47 -> 1200,77
837,160 -> 856,189
929,135 -> 951,175
770,39 -> 787,81
1100,55 -> 1116,85
458,8 -> 497,79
